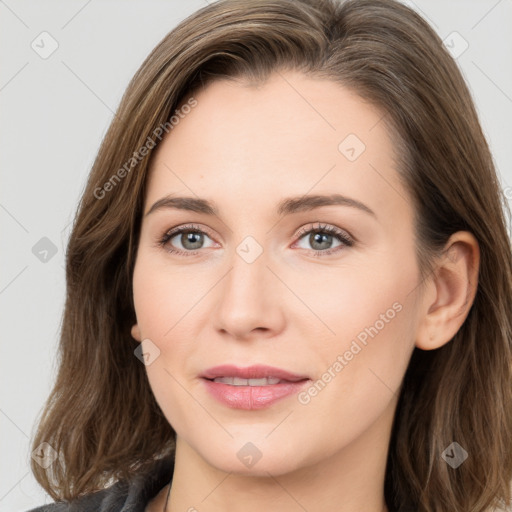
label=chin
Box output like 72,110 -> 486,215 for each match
192,436 -> 313,477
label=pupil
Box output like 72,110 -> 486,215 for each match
311,232 -> 331,250
183,231 -> 203,249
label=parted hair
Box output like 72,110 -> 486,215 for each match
30,0 -> 512,510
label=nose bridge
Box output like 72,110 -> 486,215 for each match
213,233 -> 281,337
224,235 -> 269,309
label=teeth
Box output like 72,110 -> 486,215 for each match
212,377 -> 282,386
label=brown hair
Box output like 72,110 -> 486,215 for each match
30,0 -> 512,510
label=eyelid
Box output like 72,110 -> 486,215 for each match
292,222 -> 354,245
159,223 -> 219,250
163,223 -> 216,240
157,221 -> 354,256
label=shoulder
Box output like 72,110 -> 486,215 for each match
25,482 -> 128,512
26,456 -> 175,512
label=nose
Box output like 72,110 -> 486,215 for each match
212,242 -> 285,341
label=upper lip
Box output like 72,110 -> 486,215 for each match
200,364 -> 309,382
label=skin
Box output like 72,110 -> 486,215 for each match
131,70 -> 479,512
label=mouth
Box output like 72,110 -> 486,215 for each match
207,376 -> 291,386
200,365 -> 311,410
200,364 -> 310,383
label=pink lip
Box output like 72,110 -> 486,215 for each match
200,364 -> 309,381
200,364 -> 311,410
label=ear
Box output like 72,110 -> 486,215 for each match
415,231 -> 480,350
131,323 -> 142,342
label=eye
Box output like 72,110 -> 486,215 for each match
292,223 -> 354,257
157,223 -> 217,256
156,222 -> 354,257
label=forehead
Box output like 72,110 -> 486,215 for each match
145,71 -> 411,224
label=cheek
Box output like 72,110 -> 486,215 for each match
294,298 -> 416,453
132,258 -> 205,406
132,256 -> 199,429
132,255 -> 203,338
290,250 -> 416,348
295,250 -> 418,403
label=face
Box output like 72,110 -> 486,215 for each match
131,70 -> 424,476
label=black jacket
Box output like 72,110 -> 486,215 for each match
26,456 -> 174,512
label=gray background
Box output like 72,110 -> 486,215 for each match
1,1 -> 511,510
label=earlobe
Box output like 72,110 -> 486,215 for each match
131,324 -> 142,342
415,231 -> 480,351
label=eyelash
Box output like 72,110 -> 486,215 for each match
156,222 -> 354,257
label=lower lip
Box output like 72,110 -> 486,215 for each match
202,378 -> 310,410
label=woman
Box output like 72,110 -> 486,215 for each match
28,0 -> 512,511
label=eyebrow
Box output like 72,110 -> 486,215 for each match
145,193 -> 376,218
